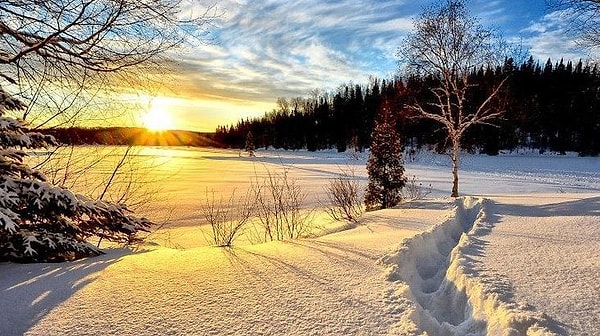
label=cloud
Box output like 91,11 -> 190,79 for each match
520,9 -> 590,62
35,1 -> 594,132
471,0 -> 510,26
367,17 -> 414,33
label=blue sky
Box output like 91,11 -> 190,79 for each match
150,0 -> 593,131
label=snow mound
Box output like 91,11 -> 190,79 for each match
381,197 -> 558,336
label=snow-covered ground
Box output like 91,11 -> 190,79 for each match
3,147 -> 599,335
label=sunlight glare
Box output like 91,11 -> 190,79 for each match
143,100 -> 175,131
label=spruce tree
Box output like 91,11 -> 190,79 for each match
364,105 -> 406,210
245,130 -> 255,156
0,87 -> 151,263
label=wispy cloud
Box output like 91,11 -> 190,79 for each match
521,9 -> 589,62
472,0 -> 509,26
166,1 -> 417,114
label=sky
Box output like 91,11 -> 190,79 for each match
133,0 -> 594,132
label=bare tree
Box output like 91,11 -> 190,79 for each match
0,1 -> 216,261
1,0 -> 216,215
401,0 -> 509,197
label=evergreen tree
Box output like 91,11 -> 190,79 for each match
364,104 -> 407,210
216,58 -> 600,157
0,88 -> 151,262
245,130 -> 255,156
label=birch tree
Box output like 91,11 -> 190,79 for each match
401,0 -> 509,197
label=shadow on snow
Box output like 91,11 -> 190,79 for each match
0,249 -> 131,336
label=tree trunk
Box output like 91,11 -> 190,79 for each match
451,137 -> 460,197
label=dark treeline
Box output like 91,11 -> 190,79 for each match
215,57 -> 600,156
38,127 -> 218,147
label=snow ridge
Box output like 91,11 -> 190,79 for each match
381,197 -> 558,336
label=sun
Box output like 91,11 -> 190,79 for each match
143,102 -> 174,132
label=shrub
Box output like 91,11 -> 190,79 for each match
202,189 -> 254,247
324,169 -> 363,222
252,168 -> 314,241
402,175 -> 432,201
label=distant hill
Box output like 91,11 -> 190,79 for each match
37,127 -> 221,147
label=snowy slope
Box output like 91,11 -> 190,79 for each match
3,205 -> 446,336
481,195 -> 600,336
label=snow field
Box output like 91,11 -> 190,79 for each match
4,147 -> 599,335
481,195 -> 600,336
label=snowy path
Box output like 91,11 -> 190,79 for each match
382,197 -> 569,335
382,197 -> 490,335
381,195 -> 599,336
2,205 -> 448,336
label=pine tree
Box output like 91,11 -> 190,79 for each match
364,104 -> 406,210
0,87 -> 151,263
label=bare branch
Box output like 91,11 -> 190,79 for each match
548,0 -> 600,49
473,75 -> 510,122
1,0 -> 218,127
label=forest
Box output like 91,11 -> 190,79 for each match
215,57 -> 600,157
38,127 -> 217,147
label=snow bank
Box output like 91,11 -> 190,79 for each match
381,197 -> 558,335
481,194 -> 600,336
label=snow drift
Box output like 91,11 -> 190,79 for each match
381,197 -> 558,335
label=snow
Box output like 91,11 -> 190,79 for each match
480,195 -> 600,336
381,197 -> 565,335
2,147 -> 600,335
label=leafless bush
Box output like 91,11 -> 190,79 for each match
202,189 -> 254,247
402,175 -> 432,201
324,169 -> 364,222
32,145 -> 162,213
252,168 -> 315,241
32,144 -> 104,190
29,145 -> 170,248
